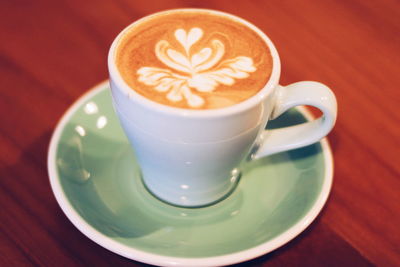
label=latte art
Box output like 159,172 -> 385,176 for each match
115,10 -> 272,109
137,27 -> 257,107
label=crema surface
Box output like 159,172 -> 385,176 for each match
116,10 -> 273,109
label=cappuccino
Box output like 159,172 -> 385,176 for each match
115,10 -> 273,109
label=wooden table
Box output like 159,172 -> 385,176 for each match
1,0 -> 399,266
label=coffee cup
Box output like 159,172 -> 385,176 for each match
108,9 -> 337,207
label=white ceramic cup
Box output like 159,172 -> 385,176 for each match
108,9 -> 337,207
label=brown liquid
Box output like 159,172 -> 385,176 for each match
115,10 -> 273,109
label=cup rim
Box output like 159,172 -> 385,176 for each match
108,8 -> 281,118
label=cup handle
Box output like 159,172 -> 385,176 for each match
251,81 -> 337,160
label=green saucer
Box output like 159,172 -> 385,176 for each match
48,81 -> 333,266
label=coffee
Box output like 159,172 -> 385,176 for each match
115,10 -> 273,109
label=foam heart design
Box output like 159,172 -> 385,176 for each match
138,27 -> 256,108
175,28 -> 203,53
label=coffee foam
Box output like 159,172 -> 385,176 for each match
116,10 -> 273,109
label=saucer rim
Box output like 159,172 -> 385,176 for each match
48,80 -> 333,267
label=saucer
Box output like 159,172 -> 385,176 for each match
48,81 -> 333,266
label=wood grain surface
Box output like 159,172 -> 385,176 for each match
0,0 -> 399,266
